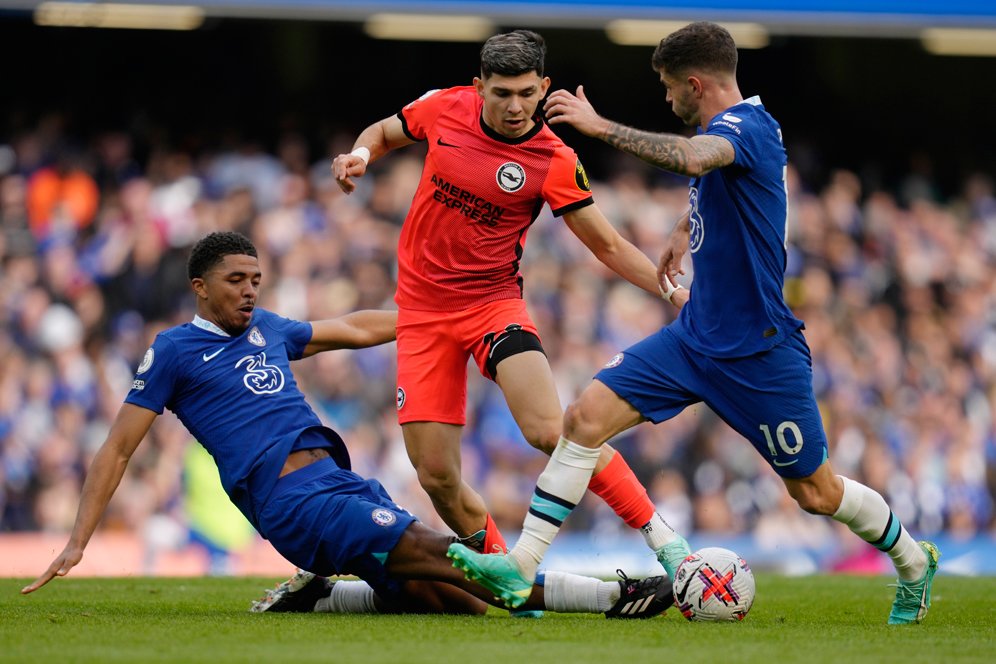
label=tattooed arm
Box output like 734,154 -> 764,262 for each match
545,85 -> 734,177
603,124 -> 733,177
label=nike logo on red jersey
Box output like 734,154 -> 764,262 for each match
437,137 -> 460,148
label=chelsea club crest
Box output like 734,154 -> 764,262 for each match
371,509 -> 397,526
604,353 -> 624,368
248,326 -> 266,346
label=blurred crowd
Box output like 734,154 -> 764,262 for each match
1,116 -> 994,569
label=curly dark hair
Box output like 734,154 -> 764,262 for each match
480,29 -> 546,78
187,231 -> 258,280
651,22 -> 737,77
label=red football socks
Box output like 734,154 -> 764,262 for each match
482,513 -> 508,554
587,451 -> 655,529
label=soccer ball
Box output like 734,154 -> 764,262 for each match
672,547 -> 755,622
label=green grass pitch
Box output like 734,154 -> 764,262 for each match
2,575 -> 993,663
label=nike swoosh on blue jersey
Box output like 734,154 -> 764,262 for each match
772,458 -> 798,467
202,348 -> 224,362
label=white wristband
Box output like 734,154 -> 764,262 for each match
350,147 -> 370,165
659,276 -> 684,303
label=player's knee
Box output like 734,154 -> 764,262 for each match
415,463 -> 461,498
563,400 -> 597,442
785,465 -> 842,515
789,485 -> 836,515
519,422 -> 560,454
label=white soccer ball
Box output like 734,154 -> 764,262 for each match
672,547 -> 755,622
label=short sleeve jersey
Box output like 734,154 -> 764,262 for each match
672,96 -> 804,358
124,309 -> 348,529
396,85 -> 594,311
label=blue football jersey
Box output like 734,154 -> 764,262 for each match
672,96 -> 803,358
125,308 -> 349,529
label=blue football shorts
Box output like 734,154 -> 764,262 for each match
596,327 -> 828,479
257,457 -> 417,598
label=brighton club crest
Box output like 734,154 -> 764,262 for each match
496,162 -> 525,192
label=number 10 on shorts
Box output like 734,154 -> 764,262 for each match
760,421 -> 803,467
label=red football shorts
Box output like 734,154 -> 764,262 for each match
395,299 -> 541,425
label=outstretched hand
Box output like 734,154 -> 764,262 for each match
331,153 -> 368,194
543,85 -> 610,138
21,545 -> 83,594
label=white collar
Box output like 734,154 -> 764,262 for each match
192,315 -> 231,337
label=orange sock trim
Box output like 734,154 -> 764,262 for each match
482,513 -> 508,554
587,452 -> 655,529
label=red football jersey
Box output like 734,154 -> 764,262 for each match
395,86 -> 594,312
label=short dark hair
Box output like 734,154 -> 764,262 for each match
187,231 -> 257,280
480,29 -> 546,78
651,22 -> 738,77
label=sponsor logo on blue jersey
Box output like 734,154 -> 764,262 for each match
688,187 -> 704,253
713,112 -> 744,135
235,352 -> 285,395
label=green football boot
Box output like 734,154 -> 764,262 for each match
888,541 -> 940,625
654,535 -> 692,581
447,542 -> 533,609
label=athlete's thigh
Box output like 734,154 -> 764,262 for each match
466,299 -> 560,443
259,461 -> 416,579
494,350 -> 562,448
396,308 -> 469,425
563,378 -> 645,446
595,327 -> 701,424
705,330 -> 828,478
402,421 -> 464,479
467,298 -> 543,380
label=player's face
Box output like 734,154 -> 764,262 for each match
659,68 -> 699,127
192,253 -> 261,335
475,71 -> 551,138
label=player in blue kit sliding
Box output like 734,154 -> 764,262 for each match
448,21 -> 939,625
20,231 -> 672,619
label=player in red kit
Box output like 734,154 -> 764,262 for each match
332,30 -> 687,568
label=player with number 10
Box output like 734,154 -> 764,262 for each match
449,21 -> 939,626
